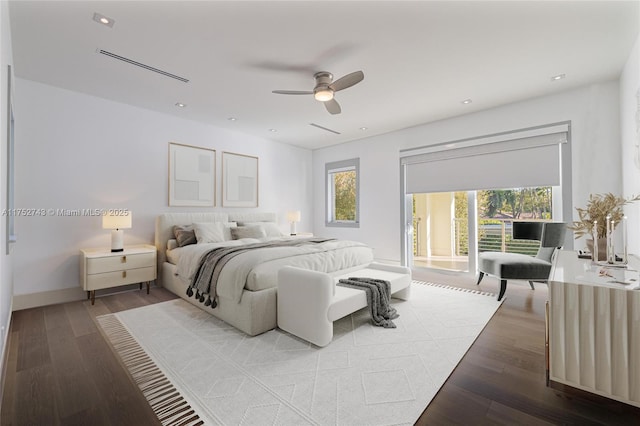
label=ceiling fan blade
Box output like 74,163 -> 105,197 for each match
324,99 -> 341,115
329,70 -> 364,92
272,90 -> 314,95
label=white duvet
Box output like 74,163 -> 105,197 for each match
172,237 -> 374,303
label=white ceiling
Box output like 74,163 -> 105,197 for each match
9,1 -> 640,150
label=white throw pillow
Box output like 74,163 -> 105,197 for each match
193,222 -> 226,244
240,221 -> 284,237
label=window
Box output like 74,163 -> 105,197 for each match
325,158 -> 359,227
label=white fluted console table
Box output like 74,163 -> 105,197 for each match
547,250 -> 640,408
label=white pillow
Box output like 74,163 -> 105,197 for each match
167,239 -> 178,250
240,221 -> 284,237
193,222 -> 226,244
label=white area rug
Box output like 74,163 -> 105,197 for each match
97,282 -> 502,425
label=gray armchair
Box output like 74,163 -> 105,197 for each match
476,221 -> 567,301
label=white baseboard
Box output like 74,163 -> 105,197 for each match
13,287 -> 86,311
12,283 -> 146,311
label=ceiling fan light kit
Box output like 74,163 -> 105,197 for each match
314,88 -> 334,102
272,70 -> 364,115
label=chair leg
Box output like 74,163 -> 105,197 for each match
476,272 -> 485,285
498,280 -> 507,301
529,281 -> 536,290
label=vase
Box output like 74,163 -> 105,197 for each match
586,238 -> 607,261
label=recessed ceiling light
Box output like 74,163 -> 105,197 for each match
445,143 -> 456,148
93,12 -> 115,28
461,99 -> 472,104
175,102 -> 186,108
269,129 -> 278,132
228,117 -> 237,121
551,74 -> 566,81
359,127 -> 368,131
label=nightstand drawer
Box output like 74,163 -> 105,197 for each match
86,252 -> 155,274
85,266 -> 156,291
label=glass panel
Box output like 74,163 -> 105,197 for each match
332,169 -> 357,221
478,187 -> 553,255
326,158 -> 359,227
412,191 -> 469,272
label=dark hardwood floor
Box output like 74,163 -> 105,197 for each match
1,287 -> 177,426
413,269 -> 640,425
2,275 -> 639,425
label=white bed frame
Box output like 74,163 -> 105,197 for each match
155,212 -> 387,337
155,212 -> 281,336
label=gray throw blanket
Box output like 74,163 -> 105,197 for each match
188,237 -> 335,308
337,277 -> 399,328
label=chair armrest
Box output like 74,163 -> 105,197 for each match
277,266 -> 334,346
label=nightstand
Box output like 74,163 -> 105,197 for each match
80,244 -> 157,305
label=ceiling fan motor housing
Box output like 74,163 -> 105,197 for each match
313,71 -> 333,86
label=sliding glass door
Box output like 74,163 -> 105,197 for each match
411,186 -> 554,272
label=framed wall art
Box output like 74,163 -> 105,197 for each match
222,151 -> 258,207
168,142 -> 215,207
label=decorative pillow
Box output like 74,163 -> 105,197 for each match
231,225 -> 267,240
193,222 -> 227,244
222,222 -> 238,241
167,239 -> 178,250
240,221 -> 285,237
173,225 -> 196,247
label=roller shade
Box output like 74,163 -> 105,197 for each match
404,132 -> 565,194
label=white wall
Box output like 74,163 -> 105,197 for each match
313,81 -> 622,263
13,79 -> 312,297
621,33 -> 640,254
0,0 -> 15,381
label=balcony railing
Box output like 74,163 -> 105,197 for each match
478,219 -> 544,256
414,217 -> 546,258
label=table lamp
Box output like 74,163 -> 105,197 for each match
102,211 -> 132,252
287,210 -> 301,236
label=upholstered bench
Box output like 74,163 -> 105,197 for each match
277,263 -> 411,347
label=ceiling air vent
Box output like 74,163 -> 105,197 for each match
96,49 -> 189,83
309,123 -> 341,135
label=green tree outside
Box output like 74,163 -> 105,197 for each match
479,187 -> 552,219
333,170 -> 356,221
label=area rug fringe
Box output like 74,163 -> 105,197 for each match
97,314 -> 204,426
413,280 -> 497,298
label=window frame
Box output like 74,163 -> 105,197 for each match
325,158 -> 360,228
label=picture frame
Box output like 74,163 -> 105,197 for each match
222,151 -> 259,207
168,142 -> 215,207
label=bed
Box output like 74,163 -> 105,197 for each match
154,212 -> 374,336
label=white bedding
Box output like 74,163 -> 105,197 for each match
170,237 -> 373,303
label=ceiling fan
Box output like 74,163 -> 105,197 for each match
272,70 -> 364,115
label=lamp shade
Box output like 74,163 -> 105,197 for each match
287,211 -> 301,223
102,211 -> 132,230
